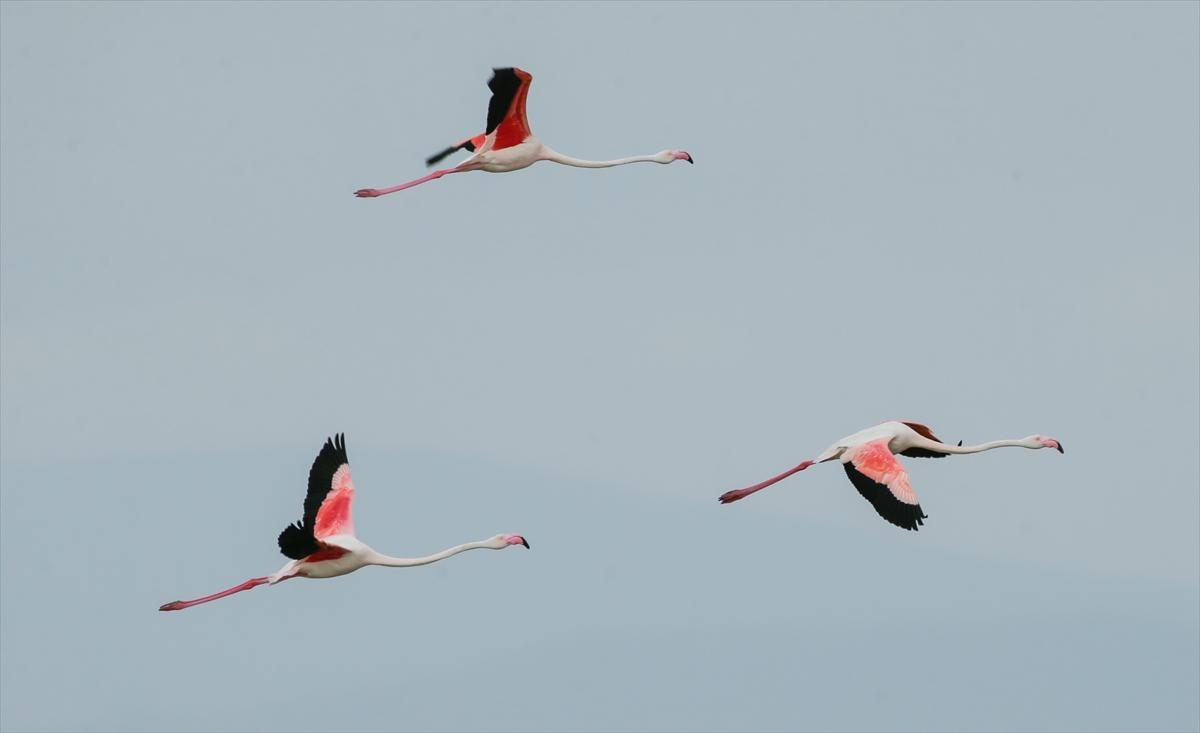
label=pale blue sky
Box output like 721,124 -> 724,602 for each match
2,3 -> 1197,731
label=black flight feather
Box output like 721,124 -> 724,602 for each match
426,145 -> 459,167
485,68 -> 524,135
842,463 -> 927,532
425,139 -> 479,168
899,447 -> 948,459
277,434 -> 350,560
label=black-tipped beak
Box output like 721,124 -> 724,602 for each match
685,154 -> 694,164
1056,443 -> 1064,454
521,538 -> 530,549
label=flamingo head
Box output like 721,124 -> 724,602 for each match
654,150 -> 694,164
492,534 -> 530,549
1032,436 -> 1064,453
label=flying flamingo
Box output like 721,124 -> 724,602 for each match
159,434 -> 529,611
718,421 -> 1063,530
354,67 -> 693,198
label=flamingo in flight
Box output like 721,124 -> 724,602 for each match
354,67 -> 693,198
718,421 -> 1063,531
160,434 -> 528,611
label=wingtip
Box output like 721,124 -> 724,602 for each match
426,146 -> 457,167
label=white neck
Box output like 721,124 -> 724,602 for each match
367,541 -> 494,568
539,147 -> 665,168
910,436 -> 1042,455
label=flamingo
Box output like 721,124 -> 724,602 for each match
354,67 -> 693,198
718,421 -> 1063,531
159,434 -> 528,611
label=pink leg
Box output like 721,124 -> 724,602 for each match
159,576 -> 272,611
719,460 -> 814,504
354,164 -> 483,198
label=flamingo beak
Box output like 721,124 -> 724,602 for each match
1055,442 -> 1064,454
521,537 -> 530,549
684,153 -> 694,164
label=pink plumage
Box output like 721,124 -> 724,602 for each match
159,434 -> 528,611
354,67 -> 692,198
719,421 -> 1063,531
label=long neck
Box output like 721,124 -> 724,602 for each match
367,541 -> 493,568
911,436 -> 1039,455
539,147 -> 662,168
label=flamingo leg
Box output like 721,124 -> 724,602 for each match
159,576 -> 272,611
355,163 -> 484,198
719,460 -> 815,504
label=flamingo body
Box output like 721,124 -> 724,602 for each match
160,434 -> 528,611
719,421 -> 1063,531
270,536 -> 375,581
355,67 -> 692,198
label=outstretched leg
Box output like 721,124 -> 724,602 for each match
355,163 -> 484,198
719,460 -> 815,504
159,576 -> 271,611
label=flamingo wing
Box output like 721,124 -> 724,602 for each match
426,134 -> 487,167
424,68 -> 533,166
277,434 -> 357,560
486,67 -> 533,151
841,438 -> 928,531
898,421 -> 949,459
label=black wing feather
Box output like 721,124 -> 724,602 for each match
486,68 -> 524,135
277,434 -> 350,559
425,138 -> 479,168
899,447 -> 948,459
842,463 -> 927,531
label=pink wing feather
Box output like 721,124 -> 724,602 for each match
841,438 -> 928,531
313,463 -> 355,539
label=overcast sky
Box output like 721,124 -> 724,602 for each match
2,3 -> 1197,731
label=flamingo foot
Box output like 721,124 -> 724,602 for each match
159,601 -> 187,612
354,189 -> 380,198
718,460 -> 814,505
